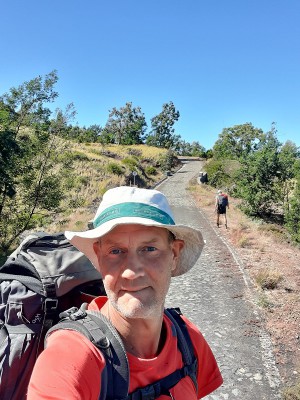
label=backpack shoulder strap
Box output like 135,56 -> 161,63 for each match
164,307 -> 198,392
125,308 -> 198,400
46,304 -> 129,400
46,305 -> 198,400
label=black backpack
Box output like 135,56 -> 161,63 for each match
0,232 -> 198,400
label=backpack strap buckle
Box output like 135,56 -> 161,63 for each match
43,298 -> 58,312
59,303 -> 88,321
131,382 -> 161,400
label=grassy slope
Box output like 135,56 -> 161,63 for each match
47,143 -> 169,233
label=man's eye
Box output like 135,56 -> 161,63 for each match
143,246 -> 156,252
110,249 -> 122,255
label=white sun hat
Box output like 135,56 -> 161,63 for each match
65,186 -> 204,277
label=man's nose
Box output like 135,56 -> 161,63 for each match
121,252 -> 144,279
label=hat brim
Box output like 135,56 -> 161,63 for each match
65,217 -> 204,277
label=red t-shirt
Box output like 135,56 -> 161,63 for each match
28,297 -> 223,399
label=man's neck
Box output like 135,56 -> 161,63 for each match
101,302 -> 165,359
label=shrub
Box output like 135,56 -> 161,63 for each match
257,293 -> 272,309
145,166 -> 157,175
106,162 -> 124,176
255,268 -> 283,290
70,151 -> 90,161
204,159 -> 231,188
122,157 -> 139,170
68,198 -> 85,208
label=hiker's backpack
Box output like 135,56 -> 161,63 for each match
217,194 -> 228,214
0,231 -> 105,400
217,193 -> 228,207
46,304 -> 198,400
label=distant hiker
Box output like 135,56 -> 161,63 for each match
215,189 -> 229,228
28,186 -> 223,399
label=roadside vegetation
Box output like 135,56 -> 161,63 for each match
205,122 -> 300,245
189,182 -> 300,398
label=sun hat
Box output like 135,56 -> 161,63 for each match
65,186 -> 204,277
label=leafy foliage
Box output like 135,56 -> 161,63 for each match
0,71 -> 75,254
106,162 -> 124,176
159,149 -> 178,171
204,159 -> 234,189
284,171 -> 300,243
213,123 -> 264,160
146,101 -> 180,148
234,130 -> 282,215
102,102 -> 147,145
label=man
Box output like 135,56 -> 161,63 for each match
215,189 -> 229,228
28,186 -> 223,399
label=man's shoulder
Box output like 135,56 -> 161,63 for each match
88,296 -> 108,310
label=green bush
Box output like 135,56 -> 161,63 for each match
284,181 -> 300,243
145,166 -> 157,175
204,159 -> 232,188
122,157 -> 139,170
68,198 -> 85,208
69,151 -> 90,161
106,162 -> 124,176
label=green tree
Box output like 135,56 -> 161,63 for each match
277,140 -> 299,211
146,101 -> 180,148
284,160 -> 300,242
159,149 -> 178,172
102,102 -> 147,145
213,123 -> 264,160
234,128 -> 281,216
0,71 -> 74,254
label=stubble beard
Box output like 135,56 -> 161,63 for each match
104,276 -> 171,320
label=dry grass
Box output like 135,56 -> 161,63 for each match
255,268 -> 283,290
282,381 -> 300,400
46,144 -> 168,233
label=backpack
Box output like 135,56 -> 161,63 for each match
217,194 -> 228,207
0,231 -> 105,400
0,232 -> 198,400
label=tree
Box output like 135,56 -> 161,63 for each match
277,140 -> 300,211
0,71 -> 74,254
234,128 -> 282,216
284,159 -> 300,242
213,123 -> 264,160
146,101 -> 180,148
102,102 -> 147,145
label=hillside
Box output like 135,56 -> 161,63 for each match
45,143 -> 171,233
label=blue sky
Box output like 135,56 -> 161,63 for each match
1,0 -> 300,150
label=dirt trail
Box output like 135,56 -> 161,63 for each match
157,161 -> 282,399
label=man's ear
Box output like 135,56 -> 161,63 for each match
93,241 -> 101,261
92,241 -> 103,273
171,239 -> 184,270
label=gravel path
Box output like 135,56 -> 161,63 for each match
156,161 -> 282,400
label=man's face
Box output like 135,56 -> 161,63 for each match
93,224 -> 183,319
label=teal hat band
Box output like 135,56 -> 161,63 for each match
93,202 -> 175,228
